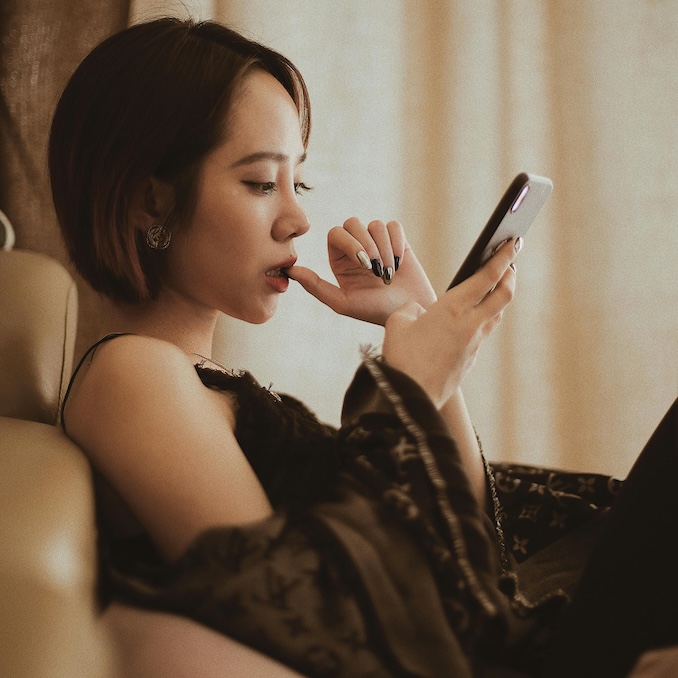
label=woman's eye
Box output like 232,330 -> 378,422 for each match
243,181 -> 312,196
294,182 -> 313,195
244,181 -> 277,194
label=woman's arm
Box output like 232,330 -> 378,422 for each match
64,335 -> 273,562
381,240 -> 519,505
439,389 -> 486,505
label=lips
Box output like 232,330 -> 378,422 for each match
266,256 -> 296,279
264,257 -> 296,292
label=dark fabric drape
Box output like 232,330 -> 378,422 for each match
0,0 -> 129,355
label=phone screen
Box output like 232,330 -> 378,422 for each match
447,173 -> 552,290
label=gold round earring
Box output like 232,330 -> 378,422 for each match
146,223 -> 171,250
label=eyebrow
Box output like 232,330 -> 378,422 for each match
230,151 -> 307,168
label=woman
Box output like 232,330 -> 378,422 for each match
51,18 -> 677,678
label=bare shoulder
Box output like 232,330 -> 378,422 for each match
65,334 -> 271,561
66,334 -> 230,446
71,334 -> 205,402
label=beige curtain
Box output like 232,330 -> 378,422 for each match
136,1 -> 678,476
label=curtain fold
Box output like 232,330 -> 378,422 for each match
0,0 -> 130,357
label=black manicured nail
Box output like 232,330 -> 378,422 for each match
371,258 -> 383,277
394,255 -> 400,272
383,267 -> 393,285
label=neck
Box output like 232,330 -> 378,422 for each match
100,290 -> 220,358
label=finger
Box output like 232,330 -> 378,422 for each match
286,265 -> 348,314
367,220 -> 395,282
476,263 -> 516,318
461,237 -> 521,305
327,225 -> 372,271
386,220 -> 406,272
342,217 -> 381,270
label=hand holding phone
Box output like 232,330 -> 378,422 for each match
447,173 -> 552,290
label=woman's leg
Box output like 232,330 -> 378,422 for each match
103,603 -> 307,678
544,398 -> 678,678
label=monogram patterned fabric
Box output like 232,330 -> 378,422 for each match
491,464 -> 621,564
95,357 -> 619,677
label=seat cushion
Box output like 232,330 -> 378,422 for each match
0,416 -> 114,678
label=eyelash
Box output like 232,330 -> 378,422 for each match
245,182 -> 313,196
295,182 -> 313,195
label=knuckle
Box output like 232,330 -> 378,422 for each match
502,281 -> 515,303
367,220 -> 386,234
342,217 -> 363,233
495,278 -> 514,304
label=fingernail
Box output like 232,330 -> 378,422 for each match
371,258 -> 383,277
357,250 -> 371,269
394,255 -> 400,272
514,237 -> 523,254
382,267 -> 393,285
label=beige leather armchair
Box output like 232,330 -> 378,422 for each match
0,249 -> 115,678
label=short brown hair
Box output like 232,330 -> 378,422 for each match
49,18 -> 311,303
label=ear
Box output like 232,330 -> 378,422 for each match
130,177 -> 175,229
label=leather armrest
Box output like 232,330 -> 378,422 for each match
0,416 -> 115,678
0,250 -> 78,424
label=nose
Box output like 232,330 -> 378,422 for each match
272,195 -> 311,241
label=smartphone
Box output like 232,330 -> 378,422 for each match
447,173 -> 552,290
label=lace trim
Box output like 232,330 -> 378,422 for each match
480,448 -> 509,574
360,350 -> 499,618
194,354 -> 282,403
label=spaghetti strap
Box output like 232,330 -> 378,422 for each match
60,332 -> 131,434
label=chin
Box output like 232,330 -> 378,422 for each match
229,303 -> 278,325
249,314 -> 273,325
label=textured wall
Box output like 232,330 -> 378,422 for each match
0,0 -> 130,357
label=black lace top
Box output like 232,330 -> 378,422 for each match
195,365 -> 340,512
61,335 -> 623,677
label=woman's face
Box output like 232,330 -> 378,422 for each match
162,69 -> 310,324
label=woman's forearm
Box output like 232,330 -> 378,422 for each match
439,390 -> 487,507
